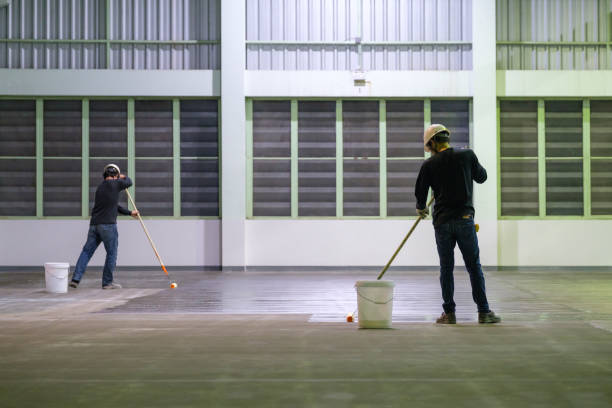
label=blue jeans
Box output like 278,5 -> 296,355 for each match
73,224 -> 118,287
434,217 -> 490,314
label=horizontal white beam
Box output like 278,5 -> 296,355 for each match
246,70 -> 473,98
0,70 -> 220,97
497,70 -> 612,97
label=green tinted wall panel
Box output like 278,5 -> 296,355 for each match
545,101 -> 583,158
0,100 -> 36,156
298,101 -> 336,158
387,159 -> 422,216
0,159 -> 36,216
43,158 -> 81,216
591,100 -> 612,157
180,158 -> 219,216
180,100 -> 219,157
591,159 -> 612,215
89,100 -> 128,157
343,101 -> 379,158
135,100 -> 173,157
253,159 -> 291,216
43,100 -> 82,157
343,159 -> 379,216
253,101 -> 291,158
546,159 -> 583,216
500,100 -> 538,157
500,159 -> 539,216
298,159 -> 336,216
134,158 -> 173,216
386,101 -> 424,158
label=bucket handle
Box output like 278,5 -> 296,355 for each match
46,270 -> 69,280
357,289 -> 394,305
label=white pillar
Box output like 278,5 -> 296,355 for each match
221,0 -> 246,269
472,0 -> 498,265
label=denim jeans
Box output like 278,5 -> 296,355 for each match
72,224 -> 118,286
434,217 -> 490,314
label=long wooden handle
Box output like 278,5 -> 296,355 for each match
376,196 -> 435,280
125,189 -> 168,276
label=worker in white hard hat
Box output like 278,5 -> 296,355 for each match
70,164 -> 139,290
415,124 -> 501,324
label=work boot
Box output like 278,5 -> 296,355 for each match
436,312 -> 456,324
69,280 -> 79,289
478,311 -> 501,324
102,282 -> 122,290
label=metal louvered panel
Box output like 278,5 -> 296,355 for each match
180,158 -> 218,216
343,159 -> 379,216
43,158 -> 81,216
386,100 -> 423,158
253,101 -> 291,158
546,159 -> 583,216
0,159 -> 36,216
496,0 -> 612,70
180,100 -> 218,157
298,101 -> 336,158
246,0 -> 472,71
89,100 -> 127,157
253,159 -> 291,216
387,159 -> 421,216
591,159 -> 612,215
499,100 -> 539,216
43,100 -> 82,157
500,159 -> 539,216
500,101 -> 538,157
343,101 -> 379,158
0,100 -> 36,157
298,159 -> 335,216
135,100 -> 172,157
135,158 -> 173,216
89,158 -> 128,212
431,100 -> 469,149
590,100 -> 612,157
545,101 -> 582,158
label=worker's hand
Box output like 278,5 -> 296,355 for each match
130,210 -> 139,219
120,174 -> 126,179
416,208 -> 429,218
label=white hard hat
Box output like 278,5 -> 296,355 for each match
423,124 -> 450,152
104,163 -> 121,174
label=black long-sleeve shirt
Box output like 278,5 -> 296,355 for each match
90,177 -> 133,225
415,148 -> 487,227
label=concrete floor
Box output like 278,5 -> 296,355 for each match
1,268 -> 611,407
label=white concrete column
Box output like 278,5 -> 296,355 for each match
221,0 -> 246,269
472,0 -> 498,265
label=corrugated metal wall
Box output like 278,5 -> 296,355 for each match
496,0 -> 612,70
0,0 -> 220,69
246,0 -> 472,71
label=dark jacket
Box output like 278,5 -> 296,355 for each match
415,148 -> 486,227
90,177 -> 133,225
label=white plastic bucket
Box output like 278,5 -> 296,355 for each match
44,262 -> 70,294
355,280 -> 395,329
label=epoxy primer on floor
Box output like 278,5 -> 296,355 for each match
0,269 -> 611,407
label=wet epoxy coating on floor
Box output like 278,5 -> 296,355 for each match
1,268 -> 611,407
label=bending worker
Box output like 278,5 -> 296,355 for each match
70,164 -> 138,289
415,124 -> 501,324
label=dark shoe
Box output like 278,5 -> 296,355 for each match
102,282 -> 122,290
478,311 -> 501,324
69,280 -> 79,289
436,312 -> 456,324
